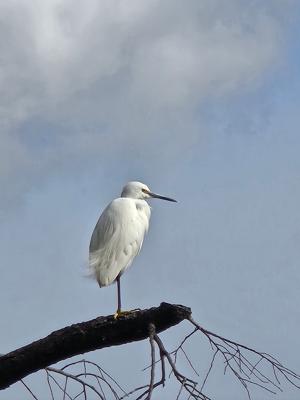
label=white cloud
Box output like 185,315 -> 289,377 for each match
0,0 -> 295,206
0,1 -> 288,119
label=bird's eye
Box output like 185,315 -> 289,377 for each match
142,188 -> 147,193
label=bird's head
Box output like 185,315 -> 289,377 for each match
121,181 -> 176,202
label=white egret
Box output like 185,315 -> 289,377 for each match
89,181 -> 176,317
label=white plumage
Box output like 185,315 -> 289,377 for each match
89,181 -> 176,316
89,197 -> 150,286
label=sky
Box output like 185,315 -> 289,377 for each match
1,1 -> 300,399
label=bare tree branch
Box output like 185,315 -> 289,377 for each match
2,303 -> 300,400
187,316 -> 300,398
0,302 -> 191,390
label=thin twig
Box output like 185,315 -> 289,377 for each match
46,367 -> 105,400
147,324 -> 156,400
20,379 -> 39,400
187,315 -> 300,398
45,370 -> 55,400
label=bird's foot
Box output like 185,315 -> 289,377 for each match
113,308 -> 141,319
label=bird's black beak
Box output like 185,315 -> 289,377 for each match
146,190 -> 177,202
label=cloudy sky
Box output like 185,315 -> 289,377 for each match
1,1 -> 300,399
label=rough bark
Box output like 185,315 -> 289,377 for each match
0,302 -> 191,390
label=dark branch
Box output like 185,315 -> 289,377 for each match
0,302 -> 191,390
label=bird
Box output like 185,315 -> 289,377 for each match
89,181 -> 176,318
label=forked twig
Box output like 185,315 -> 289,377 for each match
187,316 -> 300,399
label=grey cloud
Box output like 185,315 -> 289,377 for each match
0,1 -> 295,207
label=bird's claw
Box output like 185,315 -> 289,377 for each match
113,308 -> 141,319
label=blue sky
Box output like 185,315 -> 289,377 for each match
1,1 -> 300,399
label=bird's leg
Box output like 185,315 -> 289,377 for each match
114,275 -> 140,319
114,276 -> 122,319
117,275 -> 121,314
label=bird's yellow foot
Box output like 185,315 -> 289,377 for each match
113,308 -> 141,319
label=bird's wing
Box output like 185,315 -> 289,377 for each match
89,198 -> 149,287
